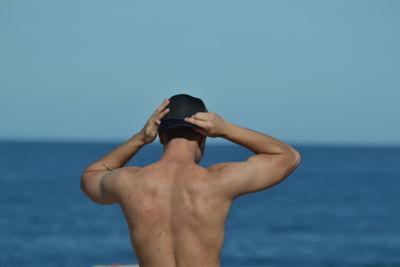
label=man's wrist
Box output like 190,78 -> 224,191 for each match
219,121 -> 234,139
130,132 -> 147,147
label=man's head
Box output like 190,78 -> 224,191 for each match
158,94 -> 207,160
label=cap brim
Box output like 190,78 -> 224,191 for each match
158,119 -> 199,132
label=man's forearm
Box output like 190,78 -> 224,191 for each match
221,122 -> 297,156
185,112 -> 298,157
84,132 -> 146,172
83,99 -> 170,172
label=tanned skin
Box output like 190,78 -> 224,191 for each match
81,99 -> 301,267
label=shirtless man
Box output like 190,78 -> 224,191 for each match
81,94 -> 301,267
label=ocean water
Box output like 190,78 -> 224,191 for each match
0,141 -> 399,267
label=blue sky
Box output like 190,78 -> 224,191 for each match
1,0 -> 399,146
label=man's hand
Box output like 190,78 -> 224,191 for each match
139,99 -> 170,144
184,112 -> 230,138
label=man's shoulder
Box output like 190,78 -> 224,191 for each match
207,162 -> 237,172
206,162 -> 243,184
112,166 -> 142,179
109,167 -> 142,188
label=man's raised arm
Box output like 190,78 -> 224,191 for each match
185,112 -> 301,197
80,99 -> 170,204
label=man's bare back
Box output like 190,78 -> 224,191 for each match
116,163 -> 231,267
81,96 -> 301,267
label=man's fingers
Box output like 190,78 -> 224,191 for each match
157,107 -> 169,120
156,98 -> 170,113
149,99 -> 169,121
191,112 -> 209,121
184,117 -> 207,128
152,108 -> 169,127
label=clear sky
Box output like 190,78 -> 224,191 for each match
1,0 -> 399,146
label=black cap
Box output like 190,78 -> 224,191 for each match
158,94 -> 207,133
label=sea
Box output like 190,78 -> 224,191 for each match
0,141 -> 399,267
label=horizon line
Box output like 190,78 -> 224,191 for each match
1,137 -> 399,149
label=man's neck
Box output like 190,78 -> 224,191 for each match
160,138 -> 198,164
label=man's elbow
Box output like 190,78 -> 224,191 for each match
80,173 -> 90,196
290,148 -> 301,168
80,173 -> 96,201
281,148 -> 301,173
80,172 -> 117,205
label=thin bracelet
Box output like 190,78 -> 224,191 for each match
102,163 -> 114,171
